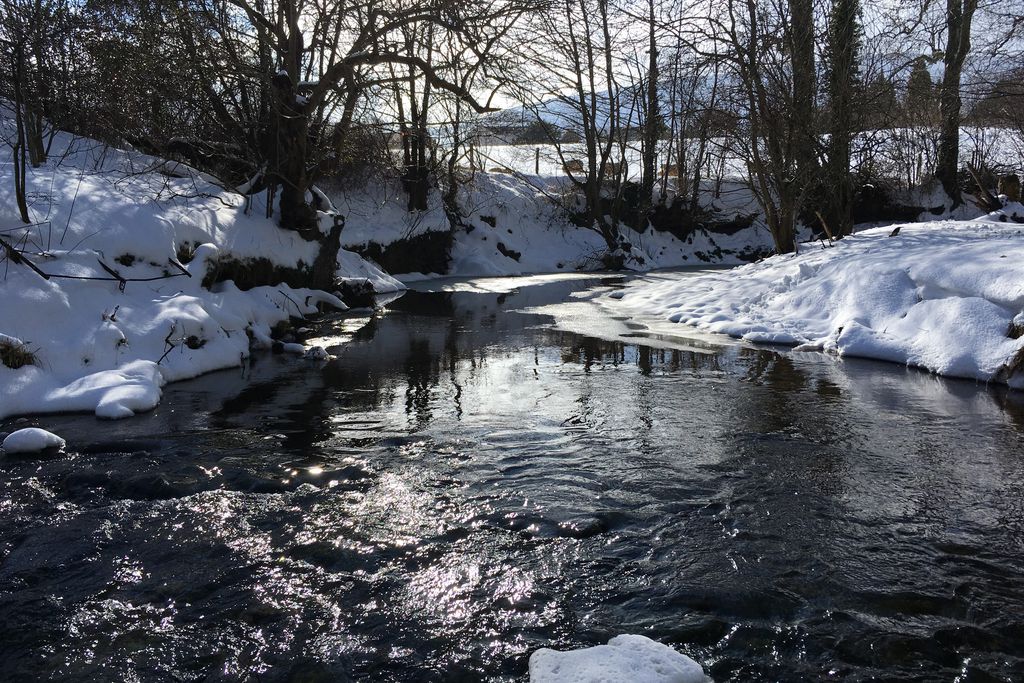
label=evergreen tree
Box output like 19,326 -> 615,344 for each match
905,58 -> 937,124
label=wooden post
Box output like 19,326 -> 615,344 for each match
535,147 -> 540,175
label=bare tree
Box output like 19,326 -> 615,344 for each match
790,0 -> 818,196
433,1 -> 529,212
1,0 -> 72,222
700,0 -> 813,253
163,0 -> 516,287
639,0 -> 661,212
517,0 -> 628,262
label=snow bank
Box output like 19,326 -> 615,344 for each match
1,427 -> 66,453
446,173 -> 717,276
618,217 -> 1024,387
529,635 -> 709,683
0,126 -> 393,420
330,171 -> 772,279
445,173 -> 775,275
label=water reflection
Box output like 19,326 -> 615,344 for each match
1,274 -> 1023,682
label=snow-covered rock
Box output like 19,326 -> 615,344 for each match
529,634 -> 709,683
336,248 -> 405,293
618,218 -> 1024,387
302,345 -> 330,361
2,428 -> 66,453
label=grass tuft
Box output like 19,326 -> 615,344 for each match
0,338 -> 36,369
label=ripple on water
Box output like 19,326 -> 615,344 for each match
2,278 -> 1024,681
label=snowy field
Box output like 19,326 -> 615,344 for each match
611,205 -> 1024,388
0,130 -> 400,420
473,126 -> 1024,184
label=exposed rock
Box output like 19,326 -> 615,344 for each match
496,242 -> 522,261
351,229 -> 453,275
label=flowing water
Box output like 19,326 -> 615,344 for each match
2,272 -> 1023,682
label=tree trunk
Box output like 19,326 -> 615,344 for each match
640,0 -> 659,211
404,135 -> 430,211
24,103 -> 46,167
401,31 -> 433,212
266,66 -> 340,291
790,0 -> 818,189
11,50 -> 31,224
310,218 -> 344,290
271,71 -> 318,237
936,0 -> 978,206
825,0 -> 859,236
775,194 -> 797,253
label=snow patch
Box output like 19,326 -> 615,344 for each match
529,635 -> 709,683
2,427 -> 66,453
330,172 -> 772,281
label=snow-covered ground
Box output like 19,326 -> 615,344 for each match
332,171 -> 774,280
6,118 -> 1016,421
0,121 -> 765,421
0,129 -> 400,420
332,127 -> 1024,282
475,126 -> 1024,185
447,173 -> 768,275
611,206 -> 1024,388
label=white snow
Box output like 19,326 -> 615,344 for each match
529,634 -> 709,683
6,116 -> 1017,421
616,213 -> 1024,387
2,427 -> 66,453
330,171 -> 771,280
445,173 -> 725,275
336,247 -> 405,293
302,345 -> 330,361
474,127 -> 1024,188
0,126 -> 397,420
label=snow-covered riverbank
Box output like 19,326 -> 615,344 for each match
332,170 -> 773,279
0,132 -> 400,420
0,125 -> 771,421
613,207 -> 1024,388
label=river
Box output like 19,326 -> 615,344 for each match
1,272 -> 1022,681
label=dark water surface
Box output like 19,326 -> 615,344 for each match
2,274 -> 1024,682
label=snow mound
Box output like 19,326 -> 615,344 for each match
2,428 -> 66,453
981,201 -> 1024,224
619,220 -> 1024,387
529,635 -> 709,683
336,248 -> 405,293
